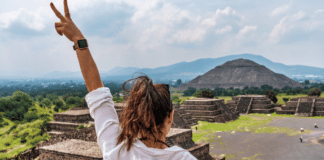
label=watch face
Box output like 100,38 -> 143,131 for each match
78,39 -> 88,48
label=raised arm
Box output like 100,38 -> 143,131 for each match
50,0 -> 104,93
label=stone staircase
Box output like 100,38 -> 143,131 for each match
173,102 -> 198,127
40,104 -> 220,160
277,97 -> 324,116
229,95 -> 275,114
179,98 -> 239,123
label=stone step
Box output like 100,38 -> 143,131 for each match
183,99 -> 224,105
250,104 -> 273,109
53,109 -> 123,123
314,111 -> 324,116
181,113 -> 193,120
184,110 -> 222,116
286,101 -> 298,107
281,106 -> 297,110
249,109 -> 275,114
48,121 -> 96,132
38,139 -> 212,160
315,102 -> 324,107
192,115 -> 225,123
314,107 -> 324,111
252,100 -> 271,104
185,118 -> 198,126
47,130 -> 65,136
180,105 -> 218,111
276,110 -> 295,114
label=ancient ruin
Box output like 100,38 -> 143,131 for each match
277,97 -> 324,117
40,103 -> 222,160
179,98 -> 240,123
175,58 -> 304,91
226,95 -> 276,114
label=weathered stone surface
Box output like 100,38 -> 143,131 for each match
175,59 -> 304,91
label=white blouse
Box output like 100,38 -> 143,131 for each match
85,87 -> 197,160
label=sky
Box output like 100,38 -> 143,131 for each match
1,0 -> 324,76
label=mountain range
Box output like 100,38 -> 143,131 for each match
1,53 -> 323,82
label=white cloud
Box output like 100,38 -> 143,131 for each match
173,27 -> 206,42
238,25 -> 257,35
270,4 -> 290,16
269,11 -> 307,43
315,9 -> 324,14
215,25 -> 232,34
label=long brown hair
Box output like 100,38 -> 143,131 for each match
116,73 -> 173,158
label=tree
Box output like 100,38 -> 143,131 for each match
183,87 -> 196,96
305,80 -> 310,85
197,90 -> 215,98
46,93 -> 59,101
176,79 -> 182,87
308,88 -> 321,97
40,98 -> 52,109
265,90 -> 278,104
261,84 -> 273,91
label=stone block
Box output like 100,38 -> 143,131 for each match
185,110 -> 221,116
314,107 -> 324,111
276,110 -> 295,114
286,101 -> 298,107
251,104 -> 272,109
187,143 -> 209,160
315,102 -> 324,107
252,100 -> 271,104
314,111 -> 324,116
180,105 -> 218,111
297,102 -> 313,113
281,106 -> 297,111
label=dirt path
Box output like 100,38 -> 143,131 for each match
204,116 -> 324,160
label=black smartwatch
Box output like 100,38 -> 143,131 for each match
73,39 -> 88,50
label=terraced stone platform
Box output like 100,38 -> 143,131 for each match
228,95 -> 276,114
42,103 -> 219,160
276,97 -> 324,117
180,98 -> 239,123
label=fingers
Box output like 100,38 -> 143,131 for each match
56,27 -> 64,36
64,0 -> 71,20
50,2 -> 66,22
55,23 -> 64,36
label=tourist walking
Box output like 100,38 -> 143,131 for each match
50,0 -> 197,159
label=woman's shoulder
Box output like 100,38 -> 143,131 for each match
168,146 -> 197,160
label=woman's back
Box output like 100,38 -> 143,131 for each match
85,86 -> 197,160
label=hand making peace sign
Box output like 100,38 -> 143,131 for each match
50,0 -> 85,43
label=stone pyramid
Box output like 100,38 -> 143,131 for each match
176,58 -> 304,91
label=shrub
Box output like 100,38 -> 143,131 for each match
31,107 -> 37,111
171,95 -> 181,103
89,124 -> 94,127
283,97 -> 289,102
308,88 -> 321,97
24,111 -> 39,122
66,96 -> 81,105
5,142 -> 10,146
197,90 -> 215,98
183,87 -> 197,97
77,124 -> 85,130
46,93 -> 59,101
36,95 -> 44,102
265,90 -> 278,104
61,105 -> 69,111
54,106 -> 59,112
4,121 -> 9,125
39,113 -> 50,119
76,98 -> 87,108
27,135 -> 43,146
41,98 -> 52,109
113,96 -> 124,103
53,99 -> 64,108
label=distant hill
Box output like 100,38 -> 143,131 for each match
176,59 -> 304,91
1,53 -> 323,82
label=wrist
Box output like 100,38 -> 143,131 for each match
73,36 -> 85,43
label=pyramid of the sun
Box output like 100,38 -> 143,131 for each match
175,58 -> 304,91
226,95 -> 276,114
277,97 -> 324,117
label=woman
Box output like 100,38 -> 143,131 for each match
50,1 -> 197,159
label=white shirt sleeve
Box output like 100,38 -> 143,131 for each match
85,87 -> 121,153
